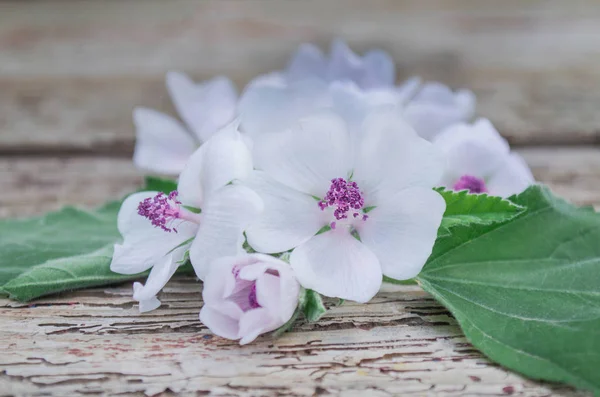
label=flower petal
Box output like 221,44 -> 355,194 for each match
132,253 -> 181,312
362,49 -> 395,88
134,289 -> 161,313
253,111 -> 352,197
200,305 -> 240,340
238,308 -> 276,345
238,78 -> 330,139
352,110 -> 444,204
166,72 -> 237,143
177,123 -> 253,208
486,153 -> 535,197
189,184 -> 264,280
286,43 -> 327,82
258,270 -> 299,323
110,192 -> 197,274
328,39 -> 363,85
357,187 -> 445,280
132,107 -> 197,175
432,118 -> 510,188
290,229 -> 382,303
403,83 -> 476,140
244,171 -> 325,254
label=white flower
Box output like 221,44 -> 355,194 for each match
110,125 -> 262,312
403,82 -> 476,141
245,109 -> 445,303
433,118 -> 534,197
200,254 -> 300,345
133,71 -> 237,175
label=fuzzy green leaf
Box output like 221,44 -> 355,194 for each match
303,289 -> 327,322
0,201 -> 122,286
438,188 -> 525,231
2,245 -> 147,301
418,185 -> 600,394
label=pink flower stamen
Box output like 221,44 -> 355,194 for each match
319,178 -> 367,228
248,284 -> 260,309
453,175 -> 488,194
137,191 -> 199,233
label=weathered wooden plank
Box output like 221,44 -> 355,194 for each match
1,0 -> 600,150
0,279 -> 590,396
1,147 -> 599,218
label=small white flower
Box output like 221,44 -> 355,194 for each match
245,109 -> 445,303
200,254 -> 300,345
133,71 -> 237,175
403,82 -> 476,141
433,118 -> 534,197
111,125 -> 262,312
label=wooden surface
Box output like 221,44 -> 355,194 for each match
1,1 -> 599,396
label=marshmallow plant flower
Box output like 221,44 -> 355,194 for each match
245,109 -> 446,303
200,254 -> 300,345
433,118 -> 534,197
133,71 -> 237,175
110,125 -> 262,312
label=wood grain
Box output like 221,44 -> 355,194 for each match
1,0 -> 600,151
0,279 -> 590,397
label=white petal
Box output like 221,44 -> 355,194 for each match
132,107 -> 197,175
244,171 -> 325,254
352,110 -> 444,204
255,272 -> 281,313
486,153 -> 535,197
328,39 -> 363,85
395,77 -> 422,104
201,257 -> 239,304
110,192 -> 197,274
253,111 -> 352,197
329,82 -> 399,127
362,49 -> 395,88
238,78 -> 330,138
200,305 -> 240,340
357,187 -> 445,280
238,308 -> 274,345
132,254 -> 180,310
290,229 -> 382,303
286,43 -> 327,82
135,289 -> 161,313
167,72 -> 237,143
403,83 -> 476,141
433,118 -> 510,187
189,184 -> 264,280
177,123 -> 253,208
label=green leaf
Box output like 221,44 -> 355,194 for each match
2,245 -> 147,301
303,289 -> 327,322
143,176 -> 177,193
0,201 -> 122,286
417,185 -> 600,394
382,276 -> 417,285
438,188 -> 525,231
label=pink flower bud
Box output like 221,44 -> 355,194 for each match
200,254 -> 301,345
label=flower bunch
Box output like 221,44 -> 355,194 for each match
111,40 -> 534,344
